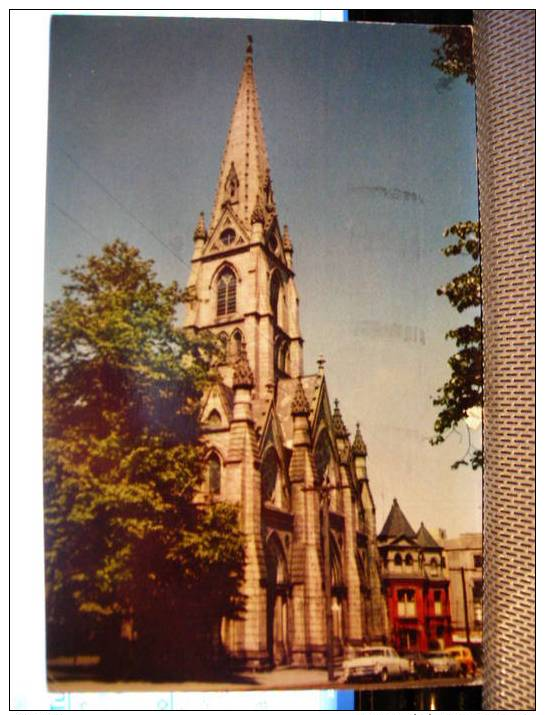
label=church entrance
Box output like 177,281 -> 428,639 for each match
265,533 -> 290,666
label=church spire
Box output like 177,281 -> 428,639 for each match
210,36 -> 271,231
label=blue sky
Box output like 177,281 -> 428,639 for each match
45,16 -> 481,536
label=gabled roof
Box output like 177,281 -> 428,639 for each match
415,522 -> 441,549
379,499 -> 416,540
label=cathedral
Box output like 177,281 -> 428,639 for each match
183,36 -> 388,669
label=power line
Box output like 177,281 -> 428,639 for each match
49,199 -> 101,245
55,144 -> 191,270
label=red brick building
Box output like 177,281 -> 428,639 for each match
378,499 -> 452,653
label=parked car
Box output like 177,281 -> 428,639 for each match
404,651 -> 435,679
340,646 -> 412,683
444,646 -> 477,677
424,650 -> 462,677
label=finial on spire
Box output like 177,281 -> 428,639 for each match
317,354 -> 326,373
233,341 -> 254,389
291,378 -> 310,416
250,193 -> 265,225
282,224 -> 293,253
193,211 -> 207,241
246,35 -> 253,56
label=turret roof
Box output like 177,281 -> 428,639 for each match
415,522 -> 441,549
210,36 -> 272,231
379,498 -> 416,540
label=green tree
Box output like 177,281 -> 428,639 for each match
44,240 -> 245,676
430,26 -> 482,470
430,25 -> 475,85
431,222 -> 483,470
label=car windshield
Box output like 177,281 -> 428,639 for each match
359,648 -> 386,657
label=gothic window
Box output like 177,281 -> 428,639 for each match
261,449 -> 288,509
270,272 -> 281,324
217,268 -> 236,317
207,453 -> 221,495
220,228 -> 236,246
315,430 -> 332,485
230,329 -> 243,361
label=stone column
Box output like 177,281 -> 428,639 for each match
226,344 -> 268,667
288,380 -> 326,666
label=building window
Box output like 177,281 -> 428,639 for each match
206,409 -> 222,427
217,268 -> 236,317
229,329 -> 243,361
429,557 -> 439,576
207,453 -> 221,495
220,228 -> 236,246
394,552 -> 403,569
270,272 -> 281,324
473,554 -> 482,568
472,579 -> 483,625
434,590 -> 443,615
397,589 -> 416,617
405,553 -> 414,568
261,449 -> 288,509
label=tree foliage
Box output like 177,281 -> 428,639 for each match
44,240 -> 245,675
430,25 -> 475,85
431,222 -> 483,470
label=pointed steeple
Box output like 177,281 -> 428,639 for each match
332,399 -> 349,439
193,211 -> 207,241
291,378 -> 310,416
282,224 -> 293,252
352,423 -> 367,457
211,36 -> 271,230
378,498 -> 416,540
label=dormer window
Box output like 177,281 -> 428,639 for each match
220,228 -> 236,246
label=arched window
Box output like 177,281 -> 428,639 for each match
217,268 -> 236,317
394,552 -> 403,568
206,409 -> 222,427
261,449 -> 288,509
230,329 -> 243,361
405,553 -> 414,567
315,430 -> 332,484
270,272 -> 281,325
430,557 -> 439,576
207,453 -> 221,495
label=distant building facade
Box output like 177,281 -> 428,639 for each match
183,37 -> 388,669
444,533 -> 483,646
378,499 -> 452,653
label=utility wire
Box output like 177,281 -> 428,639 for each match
56,144 -> 191,270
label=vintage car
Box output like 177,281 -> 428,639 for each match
444,646 -> 477,677
424,650 -> 462,677
404,651 -> 435,679
340,646 -> 412,683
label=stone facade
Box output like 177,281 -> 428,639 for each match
378,499 -> 453,653
444,533 -> 483,647
183,37 -> 388,669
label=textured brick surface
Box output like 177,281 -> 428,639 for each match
474,10 -> 535,710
